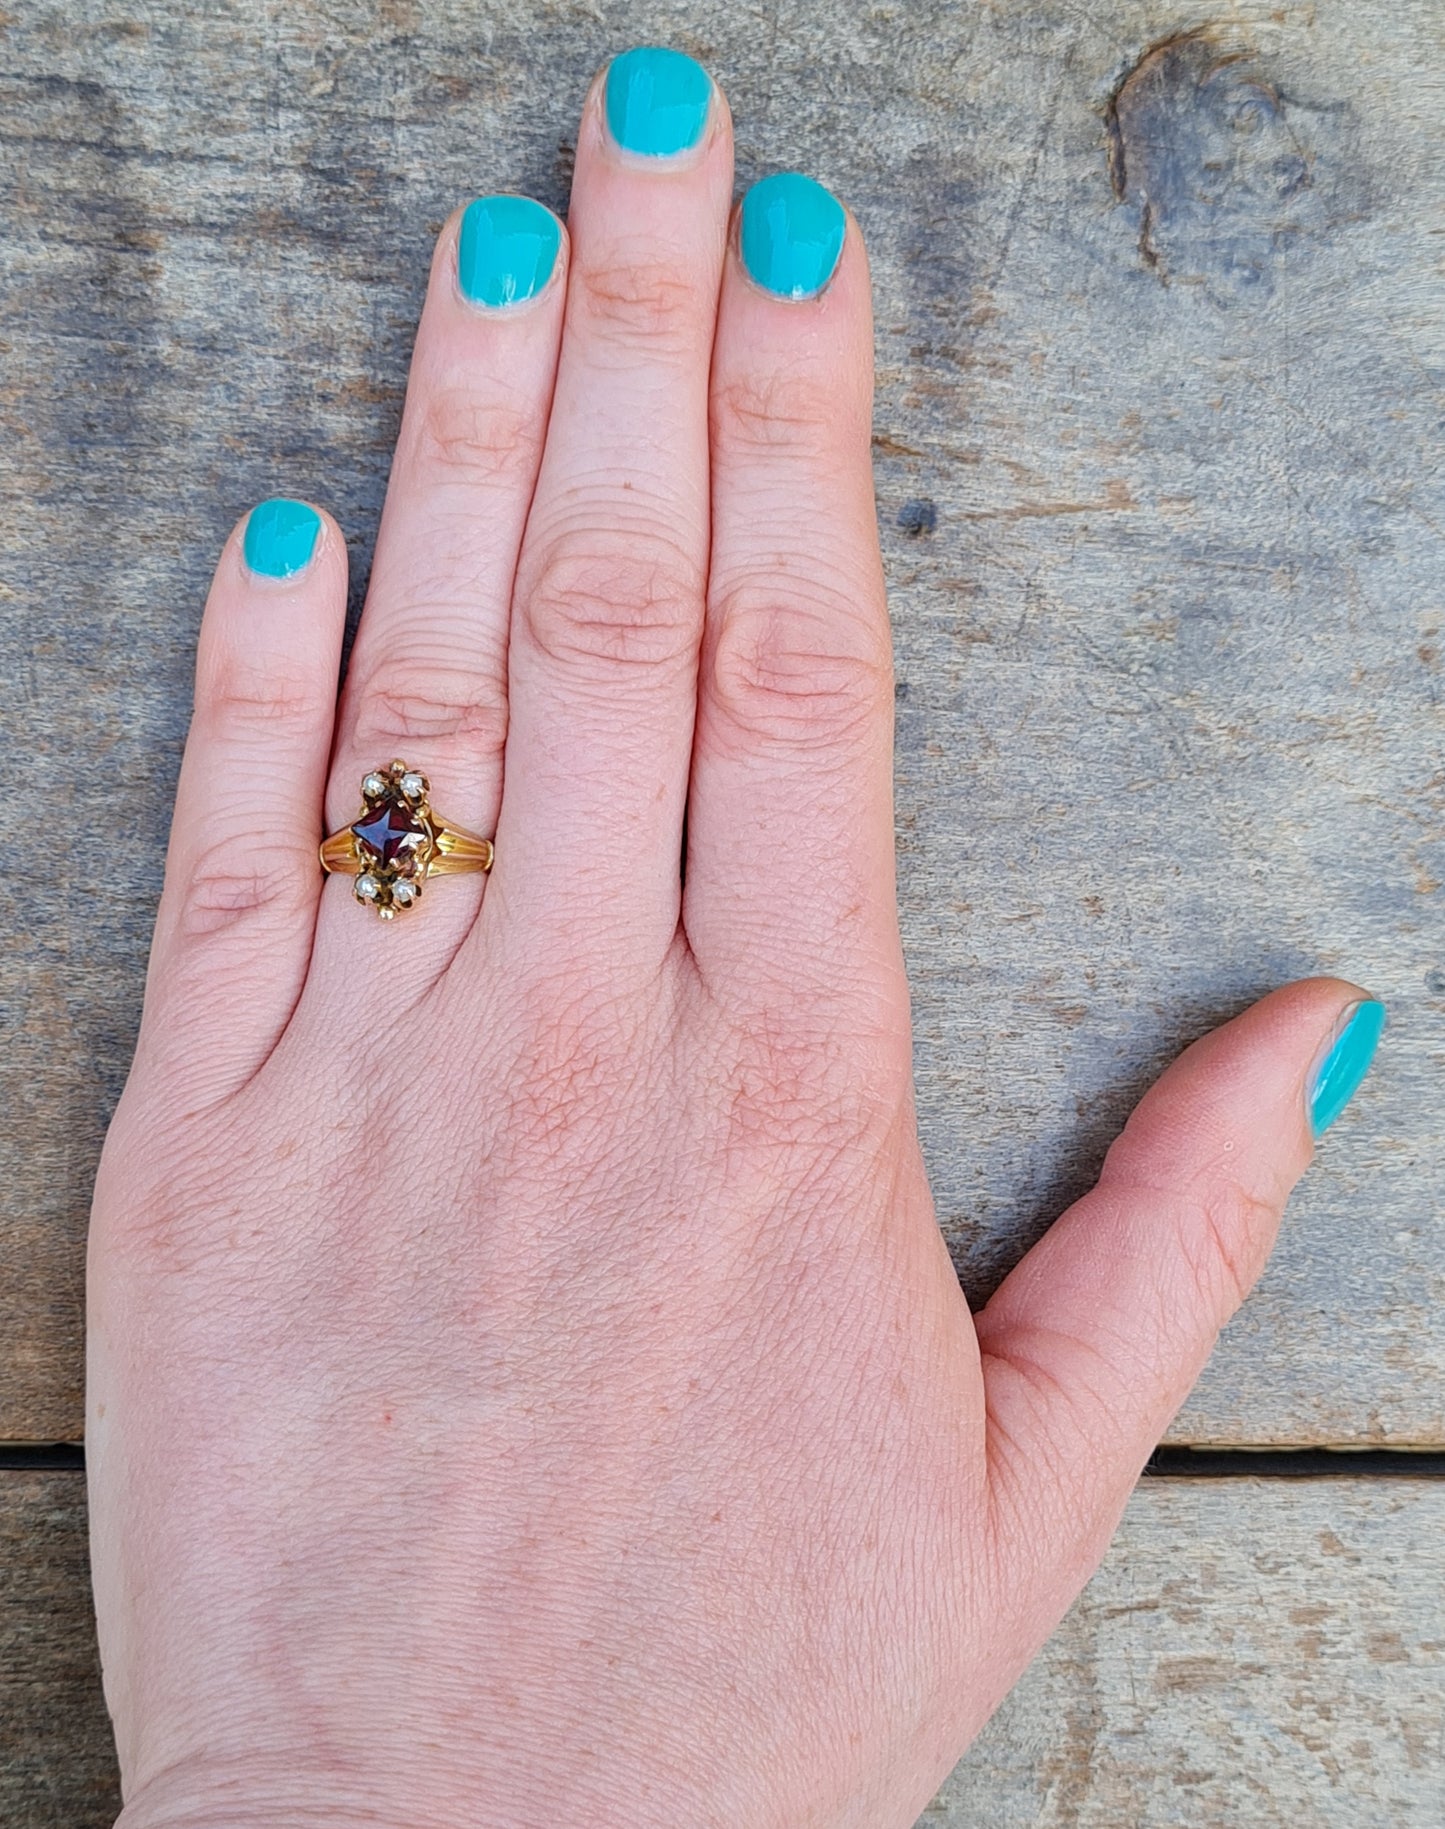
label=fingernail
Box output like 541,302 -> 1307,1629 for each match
457,195 -> 561,308
1308,999 -> 1386,1136
740,171 -> 846,300
604,46 -> 712,157
243,498 -> 321,579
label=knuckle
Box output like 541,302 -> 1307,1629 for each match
711,366 -> 844,455
409,383 -> 539,486
351,658 -> 508,754
177,833 -> 312,940
519,535 -> 701,673
197,652 -> 331,739
1179,1175 -> 1276,1315
576,245 -> 700,360
720,1011 -> 906,1167
708,580 -> 891,744
1104,1159 -> 1277,1321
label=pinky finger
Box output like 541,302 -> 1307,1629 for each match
134,498 -> 346,1106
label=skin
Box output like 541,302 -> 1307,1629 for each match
87,61 -> 1365,1829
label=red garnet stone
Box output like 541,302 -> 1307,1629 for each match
351,797 -> 430,874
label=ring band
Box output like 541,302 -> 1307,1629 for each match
319,759 -> 493,919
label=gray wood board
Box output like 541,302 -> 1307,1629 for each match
4,1470 -> 1442,1827
0,2 -> 1440,1442
932,1472 -> 1445,1827
0,1472 -> 119,1829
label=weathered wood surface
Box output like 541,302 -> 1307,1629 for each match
0,1 -> 1440,1444
932,1474 -> 1445,1826
4,1471 -> 1442,1827
0,1473 -> 118,1828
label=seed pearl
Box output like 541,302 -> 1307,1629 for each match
356,874 -> 380,900
400,772 -> 426,800
362,773 -> 386,798
393,881 -> 416,905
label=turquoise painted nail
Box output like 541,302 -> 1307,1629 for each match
740,171 -> 846,300
604,46 -> 711,157
1309,1000 -> 1386,1136
243,498 -> 321,579
458,195 -> 561,308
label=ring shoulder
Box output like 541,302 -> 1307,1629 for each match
319,830 -> 360,875
430,823 -> 494,874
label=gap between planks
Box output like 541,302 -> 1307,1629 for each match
6,1444 -> 1445,1477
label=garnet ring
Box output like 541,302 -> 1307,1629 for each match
319,760 -> 494,919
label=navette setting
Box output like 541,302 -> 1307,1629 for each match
318,759 -> 494,919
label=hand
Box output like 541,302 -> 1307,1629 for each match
87,48 -> 1382,1829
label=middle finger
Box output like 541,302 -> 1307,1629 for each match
480,48 -> 733,979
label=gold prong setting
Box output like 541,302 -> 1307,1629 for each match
348,758 -> 437,920
320,760 -> 491,913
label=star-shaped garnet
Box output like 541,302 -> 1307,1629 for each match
351,797 -> 431,875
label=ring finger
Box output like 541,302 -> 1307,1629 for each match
308,193 -> 567,985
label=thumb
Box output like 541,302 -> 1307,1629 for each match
972,978 -> 1384,1587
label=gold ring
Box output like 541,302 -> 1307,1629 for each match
319,759 -> 493,919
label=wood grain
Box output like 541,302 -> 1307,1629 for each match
0,1473 -> 118,1829
933,1472 -> 1445,1826
0,1 -> 1440,1443
5,1470 -> 1442,1827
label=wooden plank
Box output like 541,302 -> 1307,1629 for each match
0,1 -> 1440,1442
4,1470 -> 1442,1826
0,1472 -> 118,1829
932,1474 -> 1445,1826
